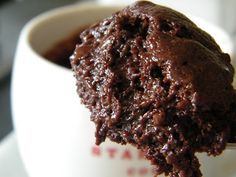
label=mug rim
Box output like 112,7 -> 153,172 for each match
18,2 -> 124,73
17,2 -> 234,73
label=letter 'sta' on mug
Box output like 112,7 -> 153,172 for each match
11,2 -> 235,177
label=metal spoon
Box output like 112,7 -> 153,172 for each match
226,143 -> 236,150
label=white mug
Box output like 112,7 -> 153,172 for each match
11,2 -> 236,177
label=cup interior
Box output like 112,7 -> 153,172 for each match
26,4 -> 122,65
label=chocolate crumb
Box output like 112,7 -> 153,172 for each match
71,1 -> 236,177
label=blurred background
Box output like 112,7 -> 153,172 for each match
0,0 -> 236,176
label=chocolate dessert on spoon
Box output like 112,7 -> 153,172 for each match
71,1 -> 236,177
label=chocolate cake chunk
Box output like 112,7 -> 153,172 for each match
70,1 -> 236,177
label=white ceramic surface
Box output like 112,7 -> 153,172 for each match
11,2 -> 236,177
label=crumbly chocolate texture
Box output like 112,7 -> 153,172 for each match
71,1 -> 236,177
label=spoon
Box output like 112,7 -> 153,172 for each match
226,143 -> 236,150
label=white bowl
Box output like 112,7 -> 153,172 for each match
11,2 -> 236,177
